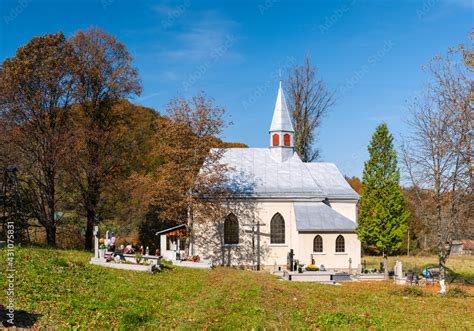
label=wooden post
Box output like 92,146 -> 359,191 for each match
407,229 -> 410,257
256,222 -> 261,271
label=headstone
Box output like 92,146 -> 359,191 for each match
439,279 -> 446,294
394,260 -> 403,278
348,258 -> 352,274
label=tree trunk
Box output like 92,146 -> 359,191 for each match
46,224 -> 57,247
84,208 -> 95,250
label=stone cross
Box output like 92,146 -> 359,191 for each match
94,226 -> 99,258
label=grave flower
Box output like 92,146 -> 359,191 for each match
305,264 -> 319,271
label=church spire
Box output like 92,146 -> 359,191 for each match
269,82 -> 294,162
269,81 -> 294,133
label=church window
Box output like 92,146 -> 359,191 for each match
283,133 -> 291,146
224,213 -> 239,245
313,235 -> 323,252
272,133 -> 280,146
270,213 -> 285,244
335,235 -> 345,253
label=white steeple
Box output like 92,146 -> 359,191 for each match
269,82 -> 294,162
269,81 -> 294,133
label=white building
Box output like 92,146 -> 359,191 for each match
163,83 -> 361,272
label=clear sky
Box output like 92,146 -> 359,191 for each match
1,0 -> 472,177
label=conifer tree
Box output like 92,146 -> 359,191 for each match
357,123 -> 409,276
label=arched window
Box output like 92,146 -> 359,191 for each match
313,235 -> 323,252
224,214 -> 239,245
270,213 -> 285,244
272,133 -> 280,146
283,134 -> 291,146
335,235 -> 345,253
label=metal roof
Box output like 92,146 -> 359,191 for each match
219,148 -> 358,200
220,148 -> 325,198
305,163 -> 359,199
155,224 -> 186,236
294,202 -> 357,232
269,82 -> 294,133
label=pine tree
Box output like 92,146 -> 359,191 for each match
357,124 -> 409,276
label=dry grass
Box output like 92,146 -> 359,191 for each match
363,254 -> 474,273
1,247 -> 473,329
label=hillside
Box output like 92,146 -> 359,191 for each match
0,247 -> 473,329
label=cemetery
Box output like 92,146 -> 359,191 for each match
89,226 -> 212,272
89,227 -> 451,293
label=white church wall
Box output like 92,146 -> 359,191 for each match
192,200 -> 361,270
297,232 -> 361,271
254,201 -> 298,267
329,201 -> 357,223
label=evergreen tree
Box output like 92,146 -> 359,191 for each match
357,124 -> 409,265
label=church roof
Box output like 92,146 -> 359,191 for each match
219,148 -> 358,200
269,82 -> 294,133
293,202 -> 356,231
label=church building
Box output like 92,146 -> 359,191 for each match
191,83 -> 361,271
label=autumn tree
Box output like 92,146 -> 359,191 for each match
130,93 -> 233,254
285,54 -> 335,161
68,28 -> 141,249
0,33 -> 76,246
344,176 -> 362,194
357,124 -> 409,278
401,40 -> 472,288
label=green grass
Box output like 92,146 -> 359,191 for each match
1,247 -> 473,329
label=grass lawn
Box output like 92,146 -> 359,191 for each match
1,247 -> 473,329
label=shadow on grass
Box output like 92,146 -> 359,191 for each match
1,310 -> 41,328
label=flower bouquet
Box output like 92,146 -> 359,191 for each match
305,264 -> 319,271
99,238 -> 106,258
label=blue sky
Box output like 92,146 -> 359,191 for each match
0,0 -> 472,177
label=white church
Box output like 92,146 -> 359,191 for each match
160,83 -> 361,271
